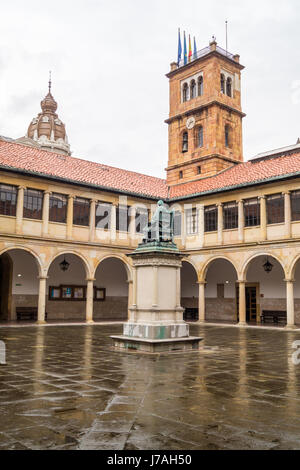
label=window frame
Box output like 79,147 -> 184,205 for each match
0,184 -> 17,217
23,188 -> 43,220
244,198 -> 261,228
73,197 -> 90,227
266,193 -> 284,225
186,207 -> 198,235
95,201 -> 112,230
291,190 -> 300,222
223,201 -> 238,230
49,192 -> 67,224
204,205 -> 218,232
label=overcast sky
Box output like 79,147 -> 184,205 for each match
0,0 -> 299,178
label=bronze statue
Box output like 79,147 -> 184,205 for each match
143,200 -> 174,243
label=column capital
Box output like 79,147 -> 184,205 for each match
217,202 -> 223,208
38,276 -> 49,280
237,199 -> 244,204
237,279 -> 247,284
258,195 -> 266,200
284,278 -> 295,283
90,198 -> 98,204
18,185 -> 26,191
282,191 -> 291,196
86,278 -> 96,282
197,280 -> 207,285
68,194 -> 75,200
44,190 -> 52,196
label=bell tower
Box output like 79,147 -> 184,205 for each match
165,37 -> 245,186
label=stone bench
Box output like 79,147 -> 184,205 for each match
261,310 -> 287,325
16,307 -> 47,322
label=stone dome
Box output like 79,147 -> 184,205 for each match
25,82 -> 71,156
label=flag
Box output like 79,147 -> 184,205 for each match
183,31 -> 187,65
177,28 -> 182,65
193,37 -> 197,59
188,35 -> 192,62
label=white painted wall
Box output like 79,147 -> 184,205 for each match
206,260 -> 237,298
10,250 -> 39,295
247,256 -> 286,298
95,258 -> 128,296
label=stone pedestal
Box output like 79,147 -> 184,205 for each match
111,241 -> 202,353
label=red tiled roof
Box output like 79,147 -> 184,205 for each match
1,138 -> 300,201
0,139 -> 168,199
169,152 -> 300,199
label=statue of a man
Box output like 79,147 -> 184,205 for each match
143,200 -> 174,243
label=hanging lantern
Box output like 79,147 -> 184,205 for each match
59,256 -> 70,272
263,257 -> 273,274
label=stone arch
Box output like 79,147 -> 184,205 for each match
93,253 -> 132,281
46,250 -> 92,278
200,255 -> 239,282
0,245 -> 43,276
94,254 -> 131,321
181,258 -> 199,321
287,254 -> 300,280
241,252 -> 287,281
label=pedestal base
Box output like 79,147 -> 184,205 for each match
111,335 -> 203,353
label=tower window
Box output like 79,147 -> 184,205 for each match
198,76 -> 203,96
183,83 -> 188,102
182,132 -> 188,153
197,126 -> 204,148
225,125 -> 231,148
226,77 -> 232,97
190,80 -> 196,99
221,74 -> 225,94
197,166 -> 201,175
179,171 -> 183,179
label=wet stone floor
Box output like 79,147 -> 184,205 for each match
0,324 -> 300,450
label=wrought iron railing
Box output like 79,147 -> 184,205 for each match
177,45 -> 235,68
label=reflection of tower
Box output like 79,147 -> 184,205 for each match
166,37 -> 245,185
17,74 -> 71,156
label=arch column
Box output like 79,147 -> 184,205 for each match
37,276 -> 48,324
238,199 -> 244,243
86,278 -> 95,323
285,279 -> 296,329
110,203 -> 117,242
89,199 -> 97,242
197,205 -> 205,248
284,191 -> 292,239
259,196 -> 267,241
42,191 -> 51,237
237,280 -> 246,326
16,186 -> 25,235
197,281 -> 206,323
67,195 -> 74,240
127,279 -> 133,319
217,203 -> 223,244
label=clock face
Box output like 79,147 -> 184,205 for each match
186,116 -> 195,130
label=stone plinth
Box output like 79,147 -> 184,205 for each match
111,241 -> 202,353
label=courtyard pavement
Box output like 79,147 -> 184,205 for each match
0,323 -> 300,450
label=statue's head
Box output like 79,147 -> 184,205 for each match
157,200 -> 164,207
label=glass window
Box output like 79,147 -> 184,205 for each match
244,198 -> 260,227
173,211 -> 182,236
223,201 -> 238,230
291,191 -> 300,221
183,83 -> 188,102
190,80 -> 196,99
135,207 -> 149,233
197,126 -> 203,148
49,193 -> 67,223
23,188 -> 43,220
267,194 -> 284,224
198,76 -> 203,96
204,205 -> 218,232
221,74 -> 225,94
73,197 -> 90,226
186,208 -> 198,235
0,184 -> 17,216
95,202 -> 111,229
116,205 -> 130,232
225,125 -> 230,148
182,132 -> 188,153
226,77 -> 232,97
